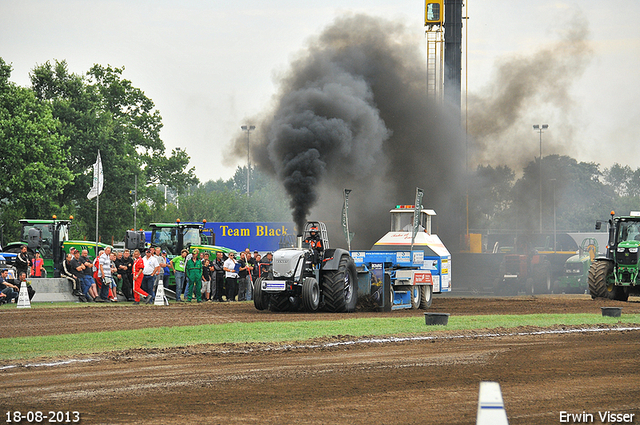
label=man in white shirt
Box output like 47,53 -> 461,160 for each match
98,247 -> 116,302
153,246 -> 167,294
142,249 -> 160,302
223,251 -> 239,302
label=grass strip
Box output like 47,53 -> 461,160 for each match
2,313 -> 640,360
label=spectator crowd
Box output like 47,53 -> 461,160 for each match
0,244 -> 273,305
59,246 -> 272,304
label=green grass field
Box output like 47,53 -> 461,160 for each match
3,313 -> 640,361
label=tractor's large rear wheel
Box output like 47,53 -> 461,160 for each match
588,260 -> 612,299
322,255 -> 357,313
269,293 -> 300,312
301,277 -> 320,312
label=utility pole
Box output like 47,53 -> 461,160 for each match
533,124 -> 548,233
241,125 -> 256,195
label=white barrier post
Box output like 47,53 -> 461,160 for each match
154,278 -> 168,306
476,381 -> 509,425
17,281 -> 31,309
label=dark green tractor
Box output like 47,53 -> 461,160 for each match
588,211 -> 640,301
554,238 -> 598,294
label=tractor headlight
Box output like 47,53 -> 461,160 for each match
617,247 -> 625,253
629,248 -> 638,253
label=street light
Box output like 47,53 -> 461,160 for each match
533,124 -> 549,233
241,125 -> 256,195
550,178 -> 557,252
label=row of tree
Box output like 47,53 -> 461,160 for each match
0,58 -> 289,245
467,155 -> 640,235
2,57 -> 637,247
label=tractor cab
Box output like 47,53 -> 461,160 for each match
389,205 -> 436,234
19,219 -> 70,259
149,220 -> 231,261
149,220 -> 207,256
302,221 -> 329,252
4,217 -> 72,277
615,219 -> 640,244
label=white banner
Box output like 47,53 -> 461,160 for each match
87,151 -> 104,199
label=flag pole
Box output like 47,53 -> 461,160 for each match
345,190 -> 350,251
342,189 -> 352,251
96,150 -> 99,257
87,150 -> 103,258
411,187 -> 424,258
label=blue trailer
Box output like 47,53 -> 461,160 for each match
351,206 -> 451,310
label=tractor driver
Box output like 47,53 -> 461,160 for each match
305,226 -> 323,264
305,227 -> 323,251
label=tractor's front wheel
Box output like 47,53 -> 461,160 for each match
302,277 -> 320,312
253,278 -> 269,310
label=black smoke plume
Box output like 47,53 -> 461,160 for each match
467,12 -> 592,169
233,15 -> 466,248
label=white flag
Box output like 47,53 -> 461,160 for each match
87,151 -> 104,199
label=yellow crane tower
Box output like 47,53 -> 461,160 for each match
425,1 -> 445,102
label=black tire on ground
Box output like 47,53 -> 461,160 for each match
269,293 -> 293,312
253,277 -> 269,311
322,255 -> 357,313
410,286 -> 421,310
420,284 -> 432,309
301,277 -> 320,312
588,260 -> 612,299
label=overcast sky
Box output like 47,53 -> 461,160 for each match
2,0 -> 639,182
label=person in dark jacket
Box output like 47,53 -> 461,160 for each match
213,251 -> 225,302
0,269 -> 19,304
116,249 -> 134,301
15,245 -> 30,278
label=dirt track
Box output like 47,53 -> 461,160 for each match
2,296 -> 640,424
5,294 -> 640,338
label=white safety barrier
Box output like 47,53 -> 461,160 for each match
477,381 -> 509,425
17,281 -> 31,309
154,278 -> 169,306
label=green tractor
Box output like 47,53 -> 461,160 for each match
4,217 -> 110,278
149,219 -> 233,258
553,238 -> 598,294
148,220 -> 233,295
588,211 -> 640,301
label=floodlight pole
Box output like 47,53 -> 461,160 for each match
241,125 -> 256,195
533,124 -> 548,233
